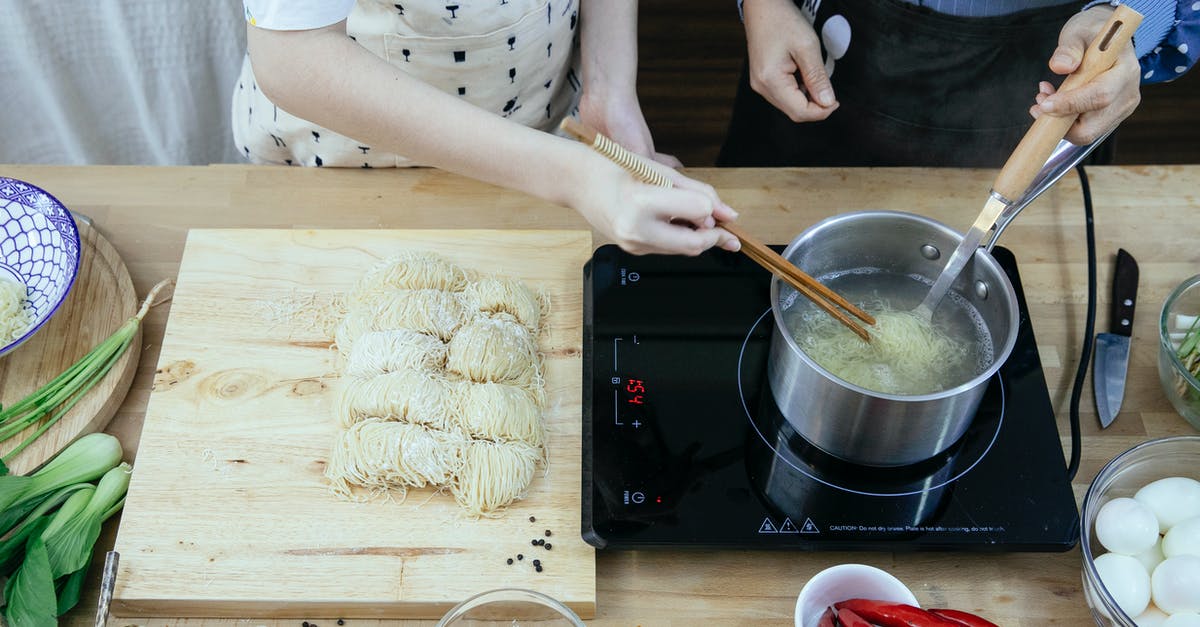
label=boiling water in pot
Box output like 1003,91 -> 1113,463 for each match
782,269 -> 995,396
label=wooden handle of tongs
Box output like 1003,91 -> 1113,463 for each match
992,5 -> 1143,202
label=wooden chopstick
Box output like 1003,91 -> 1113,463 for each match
559,118 -> 874,341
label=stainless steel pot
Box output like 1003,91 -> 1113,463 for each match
767,211 -> 1020,467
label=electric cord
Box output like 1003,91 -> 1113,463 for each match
1066,163 -> 1097,482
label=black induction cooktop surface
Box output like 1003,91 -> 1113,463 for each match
581,244 -> 1079,551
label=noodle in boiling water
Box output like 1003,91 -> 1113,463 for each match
794,298 -> 977,395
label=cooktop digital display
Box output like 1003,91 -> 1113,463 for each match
582,244 -> 1079,551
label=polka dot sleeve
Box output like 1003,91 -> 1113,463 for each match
243,0 -> 357,31
1086,0 -> 1200,83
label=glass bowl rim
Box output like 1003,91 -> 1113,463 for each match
1079,434 -> 1200,623
1159,274 -> 1200,393
436,587 -> 584,626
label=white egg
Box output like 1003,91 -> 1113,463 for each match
1164,517 -> 1200,558
1136,477 -> 1200,533
1098,497 -> 1162,555
1163,613 -> 1200,627
1096,552 -> 1153,617
1135,605 -> 1169,627
1135,540 -> 1168,574
1152,555 -> 1200,614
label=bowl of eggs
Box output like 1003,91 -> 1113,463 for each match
1081,435 -> 1200,625
0,177 -> 81,358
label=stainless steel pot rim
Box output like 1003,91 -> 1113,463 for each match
769,210 -> 1020,403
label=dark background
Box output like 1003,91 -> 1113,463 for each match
638,1 -> 1200,165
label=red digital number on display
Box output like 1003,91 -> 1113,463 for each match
625,378 -> 646,405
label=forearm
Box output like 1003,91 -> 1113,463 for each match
247,23 -> 595,208
580,1 -> 639,98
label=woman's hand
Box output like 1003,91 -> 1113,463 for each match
742,0 -> 839,122
1030,5 -> 1142,145
568,147 -> 740,256
579,91 -> 682,168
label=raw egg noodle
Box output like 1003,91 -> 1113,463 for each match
350,251 -> 474,303
450,439 -> 541,518
785,269 -> 992,396
326,418 -> 468,501
327,252 -> 548,516
343,328 -> 447,377
333,289 -> 467,351
463,276 -> 545,332
445,313 -> 541,390
451,381 -> 546,448
334,369 -> 453,430
0,276 -> 33,345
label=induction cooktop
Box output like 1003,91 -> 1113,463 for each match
581,244 -> 1079,551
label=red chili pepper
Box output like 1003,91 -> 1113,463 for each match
817,606 -> 837,627
928,608 -> 1000,627
833,599 -> 964,627
837,607 -> 875,627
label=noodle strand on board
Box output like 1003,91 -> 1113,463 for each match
334,370 -> 453,429
446,314 -> 540,388
451,381 -> 545,448
343,328 -> 447,377
351,252 -> 472,302
450,439 -> 541,517
328,254 -> 550,516
326,418 -> 468,500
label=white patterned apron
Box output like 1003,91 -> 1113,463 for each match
232,0 -> 580,167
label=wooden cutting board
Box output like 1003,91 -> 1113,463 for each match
112,229 -> 595,620
0,218 -> 139,475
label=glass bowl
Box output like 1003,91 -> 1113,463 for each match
1080,435 -> 1200,625
1159,275 -> 1200,430
0,177 -> 81,358
437,588 -> 584,626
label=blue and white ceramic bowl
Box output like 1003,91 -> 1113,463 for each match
0,177 -> 81,358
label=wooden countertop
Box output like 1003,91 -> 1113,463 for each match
5,163 -> 1194,626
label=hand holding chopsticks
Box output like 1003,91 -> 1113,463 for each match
559,118 -> 874,341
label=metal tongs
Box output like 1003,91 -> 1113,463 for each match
917,5 -> 1143,318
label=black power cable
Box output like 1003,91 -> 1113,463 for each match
1066,164 -> 1098,482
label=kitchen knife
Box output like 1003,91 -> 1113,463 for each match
1094,249 -> 1139,428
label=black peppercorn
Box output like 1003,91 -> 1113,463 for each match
531,539 -> 538,546
545,543 -> 552,550
535,564 -> 543,572
529,516 -> 536,522
337,621 -> 345,626
517,554 -> 524,560
532,559 -> 541,566
507,558 -> 514,565
544,530 -> 551,537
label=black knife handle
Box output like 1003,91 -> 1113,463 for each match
1110,248 -> 1139,337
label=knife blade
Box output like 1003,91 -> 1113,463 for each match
1094,249 -> 1139,428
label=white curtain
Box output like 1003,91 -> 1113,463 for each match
0,1 -> 247,165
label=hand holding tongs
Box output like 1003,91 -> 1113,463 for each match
559,117 -> 876,341
917,5 -> 1143,318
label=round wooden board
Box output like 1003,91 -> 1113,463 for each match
0,217 -> 139,475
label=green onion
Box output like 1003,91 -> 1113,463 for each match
0,278 -> 173,473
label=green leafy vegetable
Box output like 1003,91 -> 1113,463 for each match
3,535 -> 57,627
0,432 -> 121,532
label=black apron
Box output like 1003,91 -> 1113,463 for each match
717,0 -> 1094,168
